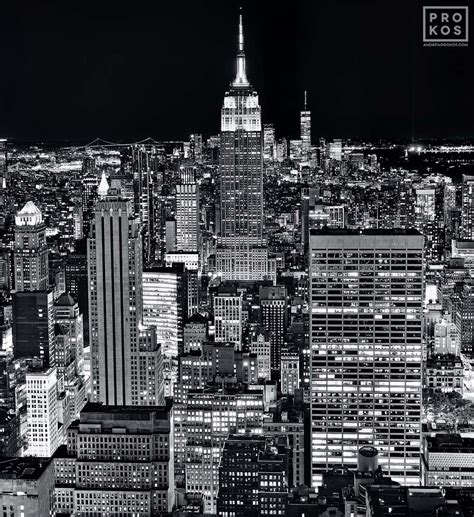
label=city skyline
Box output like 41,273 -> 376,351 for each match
1,0 -> 474,142
2,4 -> 474,517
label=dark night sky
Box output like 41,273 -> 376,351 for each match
1,0 -> 473,142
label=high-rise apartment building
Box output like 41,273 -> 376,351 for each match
309,229 -> 423,486
87,190 -> 143,405
13,201 -> 49,292
216,13 -> 268,281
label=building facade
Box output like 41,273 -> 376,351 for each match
216,13 -> 268,281
13,201 -> 49,292
87,192 -> 143,405
310,230 -> 424,486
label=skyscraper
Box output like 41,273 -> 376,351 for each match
12,290 -> 55,367
461,174 -> 474,239
263,123 -> 276,161
142,266 -> 186,358
260,285 -> 287,371
87,188 -> 143,405
300,91 -> 311,159
216,12 -> 268,281
310,229 -> 423,486
214,285 -> 243,350
0,139 -> 7,231
13,201 -> 49,292
175,166 -> 200,252
25,368 -> 60,457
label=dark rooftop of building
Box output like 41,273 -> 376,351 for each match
54,292 -> 75,307
0,457 -> 52,480
425,433 -> 474,453
78,400 -> 173,423
185,313 -> 208,325
310,228 -> 422,237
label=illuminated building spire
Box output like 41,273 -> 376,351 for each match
232,7 -> 250,88
98,170 -> 109,198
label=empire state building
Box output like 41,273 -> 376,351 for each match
216,12 -> 268,281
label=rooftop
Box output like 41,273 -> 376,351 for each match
0,457 -> 52,481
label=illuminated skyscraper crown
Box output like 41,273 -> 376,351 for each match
232,9 -> 250,88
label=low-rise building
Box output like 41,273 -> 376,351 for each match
422,434 -> 474,487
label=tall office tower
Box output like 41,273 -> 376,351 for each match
173,166 -> 201,315
263,123 -> 276,161
398,178 -> 416,229
0,139 -> 7,231
142,266 -> 186,358
462,174 -> 474,239
55,402 -> 175,516
300,90 -> 311,159
415,187 -> 441,262
216,13 -> 268,281
214,285 -> 243,350
301,187 -> 320,252
457,283 -> 474,355
87,191 -> 143,405
25,368 -> 60,457
131,145 -> 160,266
0,457 -> 55,515
217,435 -> 288,517
176,166 -> 200,252
13,201 -> 48,291
0,249 -> 10,290
309,230 -> 424,486
12,290 -> 55,367
259,286 -> 287,371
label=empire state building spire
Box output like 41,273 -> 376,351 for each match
232,8 -> 250,88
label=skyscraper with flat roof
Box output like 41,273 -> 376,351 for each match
309,229 -> 423,486
0,139 -> 7,230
